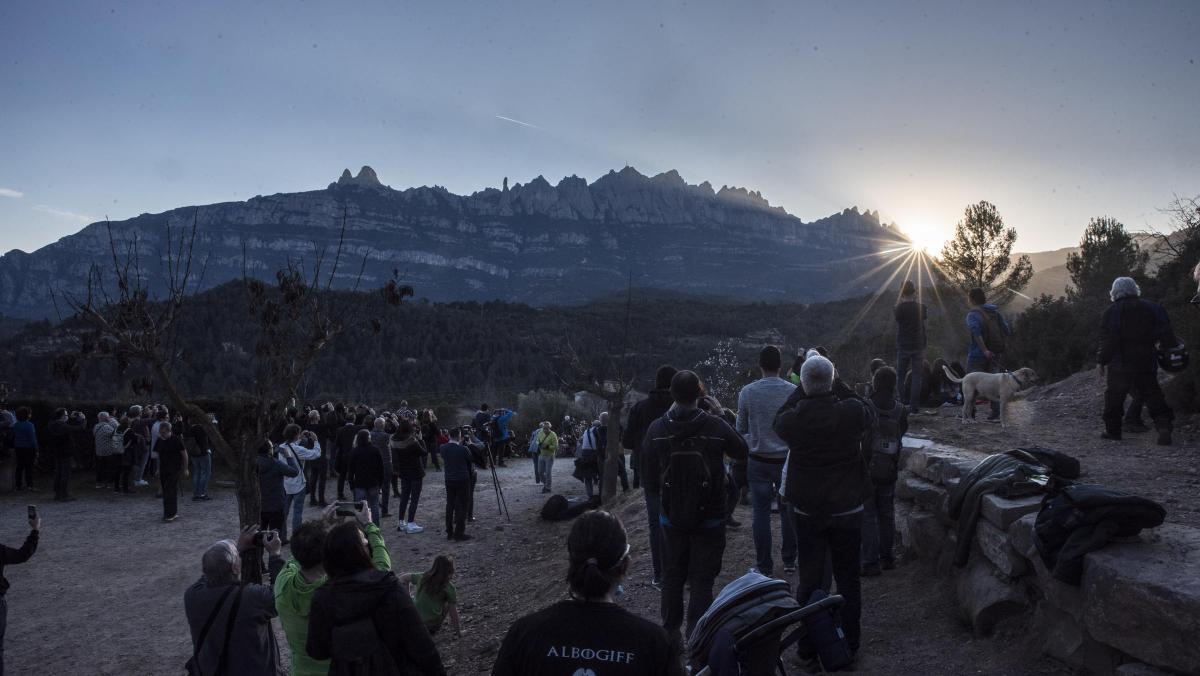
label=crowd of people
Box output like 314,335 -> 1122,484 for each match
0,275 -> 1186,675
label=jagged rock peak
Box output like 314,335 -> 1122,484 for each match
331,165 -> 384,190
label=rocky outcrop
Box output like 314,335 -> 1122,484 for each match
896,439 -> 1200,675
0,166 -> 908,319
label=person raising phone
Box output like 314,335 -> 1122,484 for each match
1,507 -> 40,675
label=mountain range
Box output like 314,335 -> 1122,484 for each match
0,166 -> 909,319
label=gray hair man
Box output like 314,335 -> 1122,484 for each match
184,528 -> 284,675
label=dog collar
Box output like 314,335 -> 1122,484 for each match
1009,372 -> 1025,388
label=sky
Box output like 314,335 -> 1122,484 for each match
1,1 -> 1197,255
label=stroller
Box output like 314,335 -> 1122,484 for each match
689,572 -> 847,676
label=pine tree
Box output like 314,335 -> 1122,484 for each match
1065,216 -> 1147,303
938,201 -> 1033,305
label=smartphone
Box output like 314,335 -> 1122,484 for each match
335,501 -> 358,517
252,529 -> 277,547
27,505 -> 37,520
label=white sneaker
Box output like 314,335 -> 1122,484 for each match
134,480 -> 149,487
397,521 -> 408,533
406,523 -> 425,534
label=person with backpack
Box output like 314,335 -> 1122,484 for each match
642,370 -> 749,644
895,280 -> 928,416
965,287 -> 1011,422
1098,276 -> 1179,445
275,502 -> 390,676
575,419 -> 603,499
736,346 -> 798,578
184,526 -> 287,676
622,365 -> 676,590
861,366 -> 908,576
492,510 -> 685,676
306,522 -> 446,675
774,355 -> 875,659
534,422 -> 559,494
399,555 -> 462,638
490,408 -> 514,467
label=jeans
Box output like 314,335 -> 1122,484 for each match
645,494 -> 664,582
285,492 -> 306,537
896,350 -> 925,412
398,477 -> 422,523
95,455 -> 110,485
861,483 -> 896,567
661,524 -> 726,640
353,486 -> 381,526
532,453 -> 542,483
161,470 -> 180,519
14,448 -> 35,489
748,458 -> 796,576
445,479 -> 469,537
380,469 -> 391,516
113,463 -> 131,493
53,457 -> 71,500
630,447 -> 641,489
537,455 -> 555,491
0,595 -> 7,676
966,355 -> 1001,419
190,453 -> 211,498
582,476 -> 596,499
793,511 -> 863,651
134,445 -> 151,483
1104,369 -> 1173,435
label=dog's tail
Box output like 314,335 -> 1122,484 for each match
942,365 -> 964,384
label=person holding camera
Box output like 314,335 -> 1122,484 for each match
258,439 -> 301,540
184,525 -> 286,675
0,508 -> 40,676
276,502 -> 391,676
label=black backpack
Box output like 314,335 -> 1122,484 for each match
868,400 -> 904,485
330,591 -> 399,673
970,309 -> 1007,354
660,424 -> 723,529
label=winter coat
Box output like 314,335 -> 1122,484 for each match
389,435 -> 427,481
258,451 -> 301,513
306,569 -> 445,676
894,299 -> 928,352
347,443 -> 385,490
773,391 -> 874,517
93,421 -> 119,457
947,450 -> 1048,566
1097,297 -> 1177,373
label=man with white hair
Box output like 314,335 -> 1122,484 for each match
92,411 -> 118,489
774,355 -> 875,660
1098,276 -> 1178,445
184,527 -> 285,675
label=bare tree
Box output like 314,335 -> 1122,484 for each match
60,209 -> 411,526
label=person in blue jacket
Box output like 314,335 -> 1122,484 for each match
964,287 -> 1012,421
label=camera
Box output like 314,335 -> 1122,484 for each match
252,530 -> 277,547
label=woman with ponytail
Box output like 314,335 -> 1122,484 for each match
491,511 -> 684,676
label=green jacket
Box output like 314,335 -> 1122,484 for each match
274,522 -> 391,676
537,429 -> 559,457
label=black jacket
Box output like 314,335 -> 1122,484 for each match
47,417 -> 86,458
1097,297 -> 1176,372
347,443 -> 385,490
623,389 -> 673,476
641,407 -> 748,513
389,435 -> 427,481
307,569 -> 445,676
894,299 -> 928,352
774,391 -> 874,517
335,424 -> 365,472
0,530 -> 37,595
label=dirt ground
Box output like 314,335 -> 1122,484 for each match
0,370 -> 1191,675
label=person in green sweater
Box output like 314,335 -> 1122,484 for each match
536,421 -> 559,494
274,501 -> 391,676
399,555 -> 462,638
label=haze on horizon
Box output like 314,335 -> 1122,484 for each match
1,1 -> 1197,256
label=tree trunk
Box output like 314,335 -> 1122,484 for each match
601,396 -> 624,504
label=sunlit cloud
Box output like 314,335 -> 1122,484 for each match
495,115 -> 542,130
0,187 -> 23,199
33,205 -> 95,223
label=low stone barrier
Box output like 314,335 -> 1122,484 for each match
895,437 -> 1200,675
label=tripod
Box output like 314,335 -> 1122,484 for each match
483,443 -> 511,522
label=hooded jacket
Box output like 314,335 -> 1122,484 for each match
389,434 -> 427,481
306,568 -> 445,676
641,407 -> 748,524
275,523 -> 391,676
773,391 -> 874,517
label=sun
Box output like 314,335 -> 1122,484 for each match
903,224 -> 946,256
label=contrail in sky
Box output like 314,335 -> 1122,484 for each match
495,115 -> 542,129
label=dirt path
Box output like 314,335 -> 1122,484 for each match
0,450 -> 1072,675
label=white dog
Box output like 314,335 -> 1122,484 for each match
941,365 -> 1039,428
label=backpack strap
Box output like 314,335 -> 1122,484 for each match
189,584 -> 237,675
214,584 -> 246,676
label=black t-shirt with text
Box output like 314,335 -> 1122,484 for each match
492,600 -> 684,676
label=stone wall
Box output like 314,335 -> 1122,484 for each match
895,438 -> 1200,675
